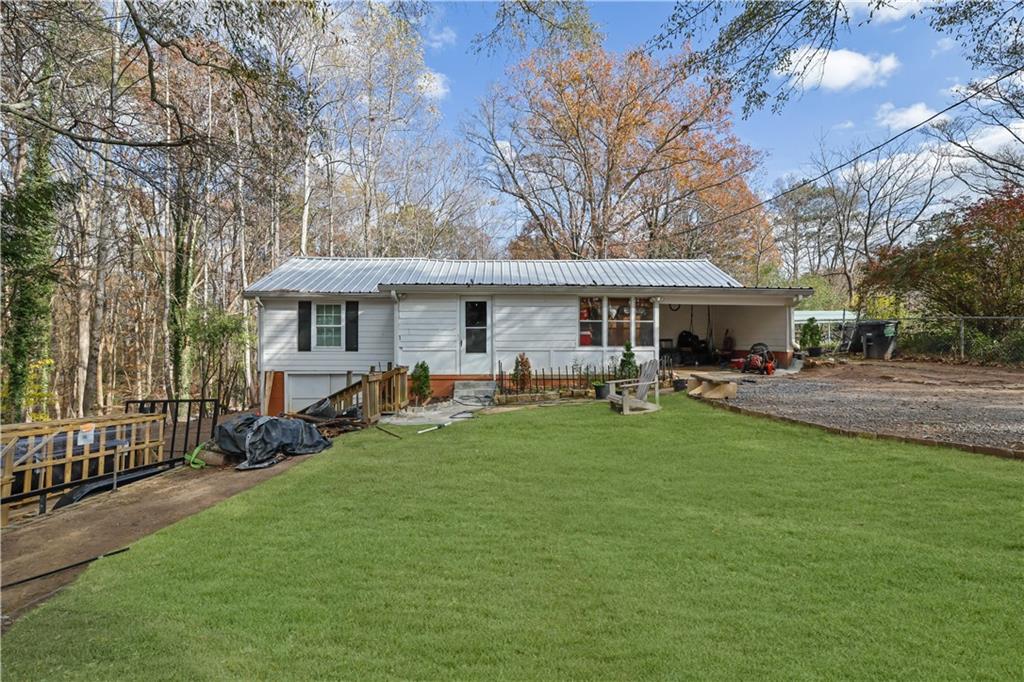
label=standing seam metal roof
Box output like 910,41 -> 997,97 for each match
245,257 -> 747,294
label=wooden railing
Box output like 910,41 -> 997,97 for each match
378,366 -> 409,414
301,365 -> 409,425
1,414 -> 166,525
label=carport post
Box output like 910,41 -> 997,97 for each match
959,318 -> 965,361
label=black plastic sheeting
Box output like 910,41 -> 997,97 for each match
213,414 -> 330,470
301,399 -> 362,421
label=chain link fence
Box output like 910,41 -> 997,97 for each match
799,316 -> 1024,364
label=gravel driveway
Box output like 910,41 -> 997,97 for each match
728,360 -> 1024,452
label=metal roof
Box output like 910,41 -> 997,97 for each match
794,310 -> 857,323
246,257 -> 758,295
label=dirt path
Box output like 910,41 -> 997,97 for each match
1,456 -> 310,631
730,360 -> 1024,452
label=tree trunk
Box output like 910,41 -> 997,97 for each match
301,128 -> 312,255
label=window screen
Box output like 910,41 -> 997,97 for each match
608,297 -> 631,346
316,304 -> 343,347
465,301 -> 487,353
579,297 -> 603,346
635,298 -> 654,346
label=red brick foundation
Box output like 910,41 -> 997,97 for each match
428,374 -> 493,399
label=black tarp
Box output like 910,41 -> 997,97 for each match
213,414 -> 330,470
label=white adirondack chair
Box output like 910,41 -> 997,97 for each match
607,359 -> 661,415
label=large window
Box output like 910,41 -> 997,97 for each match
608,297 -> 631,346
635,298 -> 654,347
315,304 -> 343,347
578,296 -> 657,347
579,297 -> 603,346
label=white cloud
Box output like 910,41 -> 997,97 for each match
875,101 -> 949,129
844,0 -> 926,23
968,120 -> 1024,156
940,80 -> 965,98
931,37 -> 956,57
782,47 -> 901,91
425,25 -> 456,49
833,120 -> 856,130
417,69 -> 450,100
941,72 -> 1024,99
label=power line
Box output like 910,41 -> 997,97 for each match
695,63 -> 1024,229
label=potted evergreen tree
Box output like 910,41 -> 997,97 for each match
618,341 -> 639,377
800,317 -> 823,357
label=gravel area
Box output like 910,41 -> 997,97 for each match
728,360 -> 1024,452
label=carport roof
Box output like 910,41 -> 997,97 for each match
245,257 -> 810,296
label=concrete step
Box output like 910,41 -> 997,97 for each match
453,381 -> 497,403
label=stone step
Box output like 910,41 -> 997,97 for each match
453,381 -> 497,403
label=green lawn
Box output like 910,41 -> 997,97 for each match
4,396 -> 1023,680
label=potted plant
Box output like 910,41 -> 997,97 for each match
592,380 -> 609,399
800,317 -> 823,357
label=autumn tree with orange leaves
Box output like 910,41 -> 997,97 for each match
468,46 -> 775,280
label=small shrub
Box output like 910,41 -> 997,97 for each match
410,361 -> 432,405
512,352 -> 532,392
799,317 -> 822,348
618,341 -> 638,378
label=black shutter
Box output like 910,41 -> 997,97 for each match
345,301 -> 359,352
297,301 -> 312,351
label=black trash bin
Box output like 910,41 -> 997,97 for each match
853,320 -> 899,359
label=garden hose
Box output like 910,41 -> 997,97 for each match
185,442 -> 208,469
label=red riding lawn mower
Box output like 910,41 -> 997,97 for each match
741,343 -> 776,375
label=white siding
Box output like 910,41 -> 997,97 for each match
260,297 -> 394,373
287,373 -> 358,413
495,294 -> 588,372
712,305 -> 790,350
397,294 -> 459,374
493,295 -> 578,350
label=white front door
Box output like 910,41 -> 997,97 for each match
459,297 -> 491,375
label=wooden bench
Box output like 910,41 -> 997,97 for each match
686,372 -> 739,400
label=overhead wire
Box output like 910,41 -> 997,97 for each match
687,63 -> 1024,229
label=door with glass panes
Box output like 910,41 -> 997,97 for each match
459,297 -> 491,374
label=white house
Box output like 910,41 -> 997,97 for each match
244,258 -> 812,412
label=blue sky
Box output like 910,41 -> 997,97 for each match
419,1 -> 978,191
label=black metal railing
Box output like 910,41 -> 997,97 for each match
496,363 -> 672,396
124,398 -> 220,458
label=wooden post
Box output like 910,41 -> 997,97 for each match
1,441 -> 13,525
959,317 -> 965,361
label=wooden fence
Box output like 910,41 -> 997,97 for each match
303,365 -> 409,424
1,414 -> 165,525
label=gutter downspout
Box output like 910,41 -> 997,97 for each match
389,290 -> 401,368
254,296 -> 265,413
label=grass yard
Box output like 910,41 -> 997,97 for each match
4,395 -> 1023,680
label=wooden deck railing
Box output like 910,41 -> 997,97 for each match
301,365 -> 409,424
1,414 -> 166,525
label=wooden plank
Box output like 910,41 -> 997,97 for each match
0,439 -> 13,525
